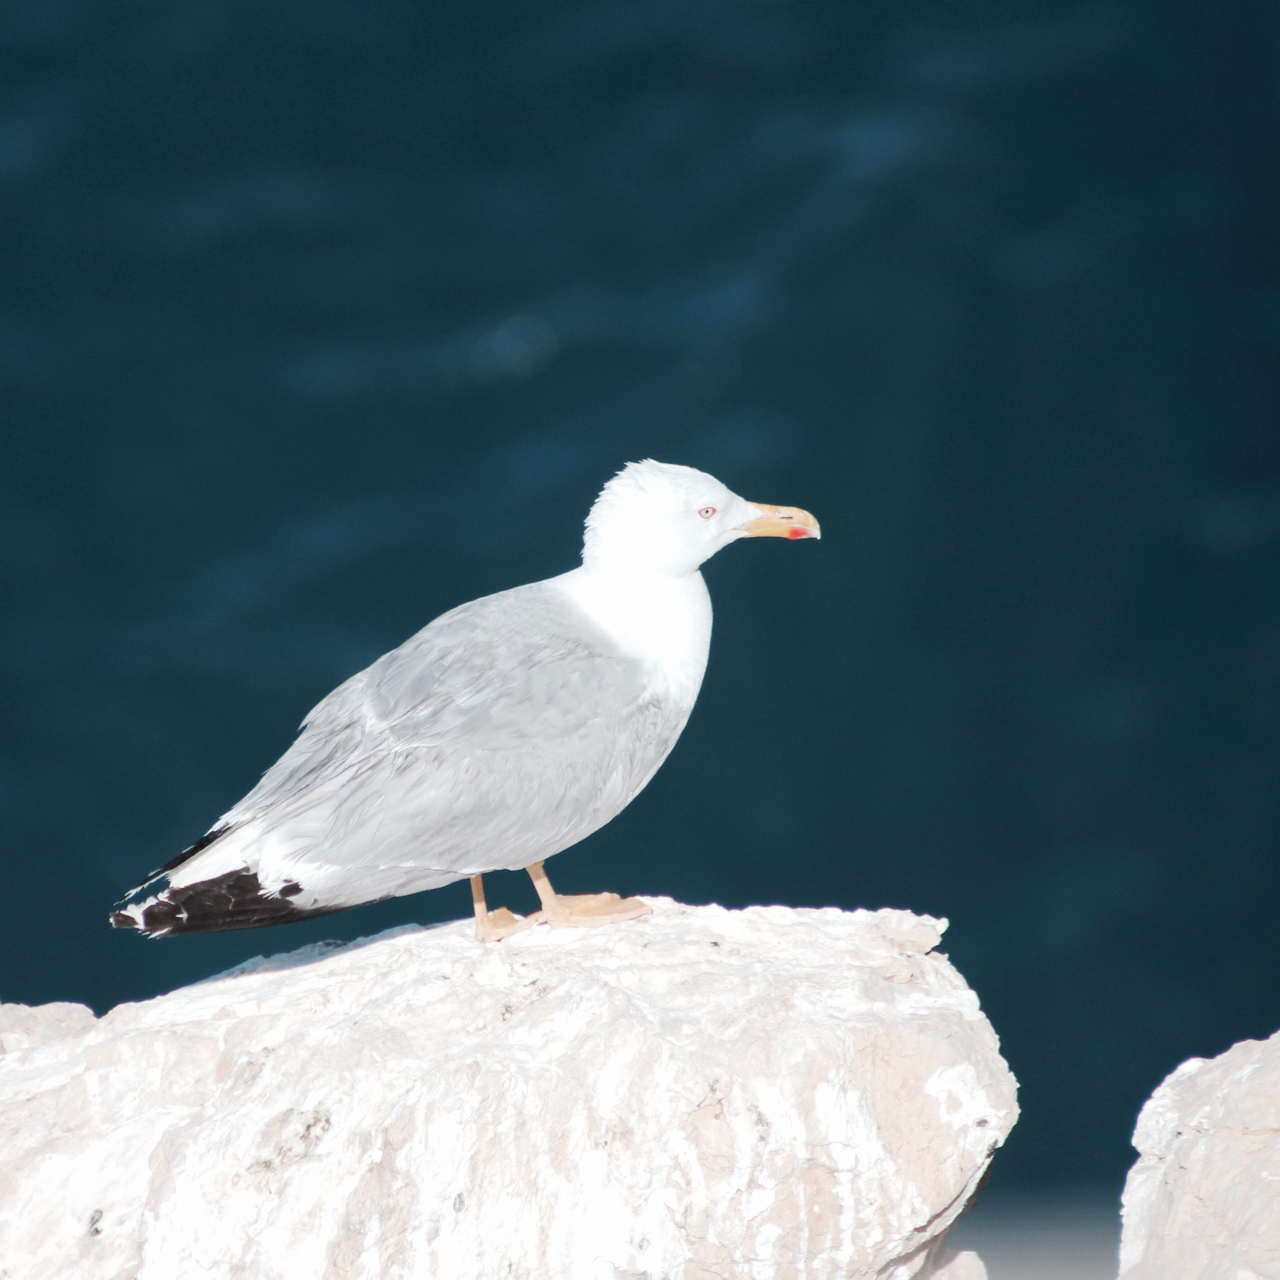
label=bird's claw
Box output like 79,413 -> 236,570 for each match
474,906 -> 538,942
538,893 -> 652,929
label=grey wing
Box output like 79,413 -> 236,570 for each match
212,581 -> 690,906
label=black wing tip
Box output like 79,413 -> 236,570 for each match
110,825 -> 236,933
111,869 -> 350,938
151,825 -> 235,879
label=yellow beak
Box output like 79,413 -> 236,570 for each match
735,503 -> 821,540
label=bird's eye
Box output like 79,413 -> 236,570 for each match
698,506 -> 716,519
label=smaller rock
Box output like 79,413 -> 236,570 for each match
1119,1027 -> 1280,1279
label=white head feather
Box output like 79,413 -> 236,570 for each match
582,460 -> 760,577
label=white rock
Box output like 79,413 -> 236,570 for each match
0,899 -> 1016,1280
1119,1027 -> 1280,1279
0,1001 -> 96,1054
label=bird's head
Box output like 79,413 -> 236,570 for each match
582,459 -> 819,577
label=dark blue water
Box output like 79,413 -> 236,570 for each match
2,0 -> 1276,1196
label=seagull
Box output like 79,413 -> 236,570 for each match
111,460 -> 819,942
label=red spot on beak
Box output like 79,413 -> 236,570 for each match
788,526 -> 811,540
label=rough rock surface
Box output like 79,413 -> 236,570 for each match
0,899 -> 1016,1280
0,1001 -> 96,1054
1119,1027 -> 1280,1279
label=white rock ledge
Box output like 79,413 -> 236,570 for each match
0,899 -> 1016,1280
1119,1026 -> 1280,1279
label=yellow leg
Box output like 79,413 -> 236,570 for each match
525,860 -> 651,929
470,874 -> 535,942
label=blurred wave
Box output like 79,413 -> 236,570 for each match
1,0 -> 1276,1203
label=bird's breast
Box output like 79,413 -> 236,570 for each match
553,568 -> 712,707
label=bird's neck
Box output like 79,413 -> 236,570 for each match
556,564 -> 712,701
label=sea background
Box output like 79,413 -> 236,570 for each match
2,2 -> 1277,1273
